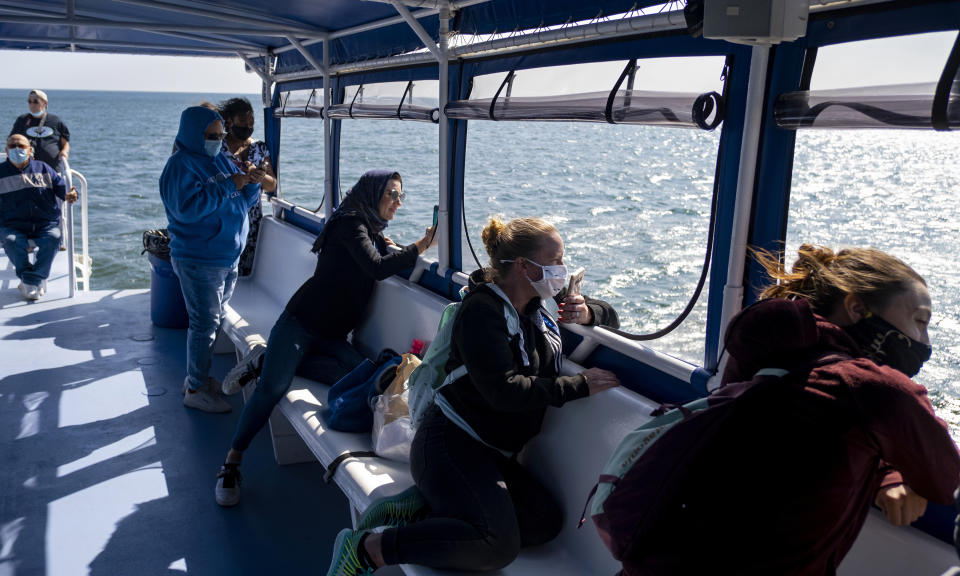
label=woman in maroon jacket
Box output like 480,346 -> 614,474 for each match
636,244 -> 960,575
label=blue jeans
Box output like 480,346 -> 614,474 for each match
0,224 -> 61,286
231,310 -> 364,452
170,258 -> 238,392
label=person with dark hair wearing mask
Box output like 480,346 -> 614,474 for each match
218,97 -> 277,277
160,106 -> 265,414
213,170 -> 437,507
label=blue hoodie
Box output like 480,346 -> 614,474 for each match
159,106 -> 260,267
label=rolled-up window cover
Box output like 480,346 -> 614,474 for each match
775,82 -> 960,130
273,89 -> 322,118
444,90 -> 723,129
326,100 -> 440,123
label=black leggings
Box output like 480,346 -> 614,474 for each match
380,406 -> 562,571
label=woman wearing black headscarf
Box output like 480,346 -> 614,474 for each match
214,170 -> 436,506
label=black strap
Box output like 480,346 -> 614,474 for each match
605,59 -> 637,124
933,31 -> 960,131
489,70 -> 515,121
323,450 -> 377,484
397,80 -> 414,120
348,85 -> 363,120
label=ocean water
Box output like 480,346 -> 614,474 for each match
2,89 -> 958,435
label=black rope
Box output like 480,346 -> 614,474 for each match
933,31 -> 960,131
348,85 -> 363,119
602,55 -> 732,341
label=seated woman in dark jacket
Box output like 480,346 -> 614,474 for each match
635,244 -> 960,575
325,216 -> 621,575
213,170 -> 436,507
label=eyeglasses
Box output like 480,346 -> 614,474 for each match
386,188 -> 406,203
7,144 -> 29,149
204,132 -> 227,141
27,99 -> 41,104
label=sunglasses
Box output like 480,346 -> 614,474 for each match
7,144 -> 29,149
27,99 -> 42,104
386,188 -> 406,203
204,132 -> 227,141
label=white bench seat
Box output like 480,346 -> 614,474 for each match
221,214 -> 661,576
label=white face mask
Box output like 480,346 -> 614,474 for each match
503,258 -> 567,300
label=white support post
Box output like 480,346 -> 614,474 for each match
714,45 -> 770,370
437,5 -> 451,270
323,39 -> 334,220
387,0 -> 442,61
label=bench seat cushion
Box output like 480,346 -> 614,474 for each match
279,376 -> 417,509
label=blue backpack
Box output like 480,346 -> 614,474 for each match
325,351 -> 402,433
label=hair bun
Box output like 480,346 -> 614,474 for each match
481,217 -> 506,260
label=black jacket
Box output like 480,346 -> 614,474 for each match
441,282 -> 591,453
285,216 -> 418,339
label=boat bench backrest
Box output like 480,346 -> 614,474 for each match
248,216 -> 318,307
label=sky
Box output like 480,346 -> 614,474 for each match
0,51 -> 261,94
0,30 -> 954,95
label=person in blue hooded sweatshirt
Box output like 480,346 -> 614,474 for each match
160,106 -> 265,414
212,170 -> 437,506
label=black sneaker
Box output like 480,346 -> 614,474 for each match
215,463 -> 243,507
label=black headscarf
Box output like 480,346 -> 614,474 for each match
312,170 -> 400,253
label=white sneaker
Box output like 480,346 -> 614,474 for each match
182,376 -> 221,396
222,342 -> 266,395
23,284 -> 40,301
215,462 -> 243,507
183,379 -> 231,413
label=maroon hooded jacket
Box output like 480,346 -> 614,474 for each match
634,298 -> 959,575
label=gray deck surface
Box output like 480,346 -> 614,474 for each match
0,249 -> 352,576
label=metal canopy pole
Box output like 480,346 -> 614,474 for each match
387,0 -> 441,61
715,45 -> 770,366
237,53 -> 273,86
323,39 -> 334,220
286,34 -> 327,74
437,4 -> 451,269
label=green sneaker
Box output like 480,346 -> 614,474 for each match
356,486 -> 427,531
326,528 -> 374,576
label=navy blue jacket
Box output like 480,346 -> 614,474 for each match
0,158 -> 69,233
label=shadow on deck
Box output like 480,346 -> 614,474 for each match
0,288 -> 351,575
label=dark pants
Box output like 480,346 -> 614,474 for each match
231,310 -> 364,452
380,405 -> 562,571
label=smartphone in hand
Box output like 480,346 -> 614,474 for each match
432,204 -> 439,228
567,267 -> 585,296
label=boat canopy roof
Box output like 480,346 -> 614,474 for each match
0,1 -> 657,66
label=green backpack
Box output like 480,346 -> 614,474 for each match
407,284 -> 524,430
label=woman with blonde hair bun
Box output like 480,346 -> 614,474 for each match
635,243 -> 960,575
325,216 -> 620,575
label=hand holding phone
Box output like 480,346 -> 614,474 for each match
567,267 -> 585,296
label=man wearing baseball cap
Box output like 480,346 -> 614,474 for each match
9,89 -> 71,171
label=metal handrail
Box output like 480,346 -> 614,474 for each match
59,159 -> 90,296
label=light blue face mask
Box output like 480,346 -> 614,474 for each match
7,148 -> 30,164
203,139 -> 222,157
28,109 -> 43,118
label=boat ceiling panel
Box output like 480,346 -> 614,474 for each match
0,0 -> 669,64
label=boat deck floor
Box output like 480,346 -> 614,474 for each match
0,249 -> 352,575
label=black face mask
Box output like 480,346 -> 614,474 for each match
843,314 -> 932,378
229,125 -> 254,140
